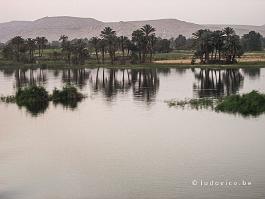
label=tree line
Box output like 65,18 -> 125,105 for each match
0,25 -> 264,65
192,27 -> 244,64
2,36 -> 48,63
1,25 -> 160,65
191,27 -> 265,64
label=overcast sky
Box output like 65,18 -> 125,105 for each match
1,0 -> 264,25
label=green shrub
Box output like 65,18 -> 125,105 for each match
166,98 -> 215,109
1,85 -> 85,116
0,95 -> 16,103
216,91 -> 265,116
15,86 -> 49,116
52,86 -> 84,108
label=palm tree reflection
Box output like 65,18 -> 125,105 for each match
90,68 -> 159,103
14,68 -> 47,88
193,69 -> 244,98
62,69 -> 91,89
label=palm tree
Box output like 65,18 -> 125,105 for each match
223,27 -> 235,37
224,34 -> 242,63
193,29 -> 213,63
140,24 -> 156,63
2,44 -> 13,60
132,29 -> 144,63
89,37 -> 100,64
125,39 -> 133,56
25,38 -> 36,63
212,30 -> 224,61
149,34 -> 157,63
140,24 -> 156,37
36,37 -> 42,57
223,27 -> 241,63
100,27 -> 117,64
59,35 -> 68,45
100,27 -> 116,38
40,37 -> 48,56
98,39 -> 107,64
63,41 -> 73,64
59,35 -> 73,64
11,36 -> 24,61
71,39 -> 88,65
118,36 -> 129,63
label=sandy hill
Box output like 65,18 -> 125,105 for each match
0,16 -> 264,42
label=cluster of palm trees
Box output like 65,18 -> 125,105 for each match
193,27 -> 244,64
88,27 -> 125,65
131,25 -> 156,63
59,36 -> 89,65
58,24 -> 157,65
2,36 -> 48,63
90,24 -> 157,64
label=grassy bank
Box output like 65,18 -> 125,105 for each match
0,50 -> 265,69
0,59 -> 265,70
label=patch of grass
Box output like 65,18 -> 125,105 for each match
154,50 -> 194,61
215,91 -> 265,116
166,98 -> 216,109
0,95 -> 16,103
189,98 -> 216,109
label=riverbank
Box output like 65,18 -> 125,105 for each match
0,59 -> 265,70
1,50 -> 265,69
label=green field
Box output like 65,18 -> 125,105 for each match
1,49 -> 265,69
153,50 -> 194,60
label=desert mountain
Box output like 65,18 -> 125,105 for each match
0,16 -> 264,42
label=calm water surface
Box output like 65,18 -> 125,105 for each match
0,67 -> 265,199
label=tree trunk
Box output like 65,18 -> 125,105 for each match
150,49 -> 153,63
95,50 -> 100,64
96,67 -> 99,89
122,47 -> 125,64
39,46 -> 41,57
102,49 -> 105,64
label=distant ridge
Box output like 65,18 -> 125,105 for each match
0,16 -> 264,42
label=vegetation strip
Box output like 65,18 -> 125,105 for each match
0,23 -> 264,69
166,91 -> 265,117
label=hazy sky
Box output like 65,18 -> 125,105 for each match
1,0 -> 265,25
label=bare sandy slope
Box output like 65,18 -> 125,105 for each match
0,16 -> 264,42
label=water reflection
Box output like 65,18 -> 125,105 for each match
90,68 -> 131,100
1,68 -> 265,199
131,69 -> 159,103
2,68 -> 14,77
1,68 -> 160,103
62,69 -> 91,89
14,69 -> 47,88
90,68 -> 159,103
0,67 -> 262,106
18,100 -> 49,117
193,69 -> 244,98
242,68 -> 261,79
